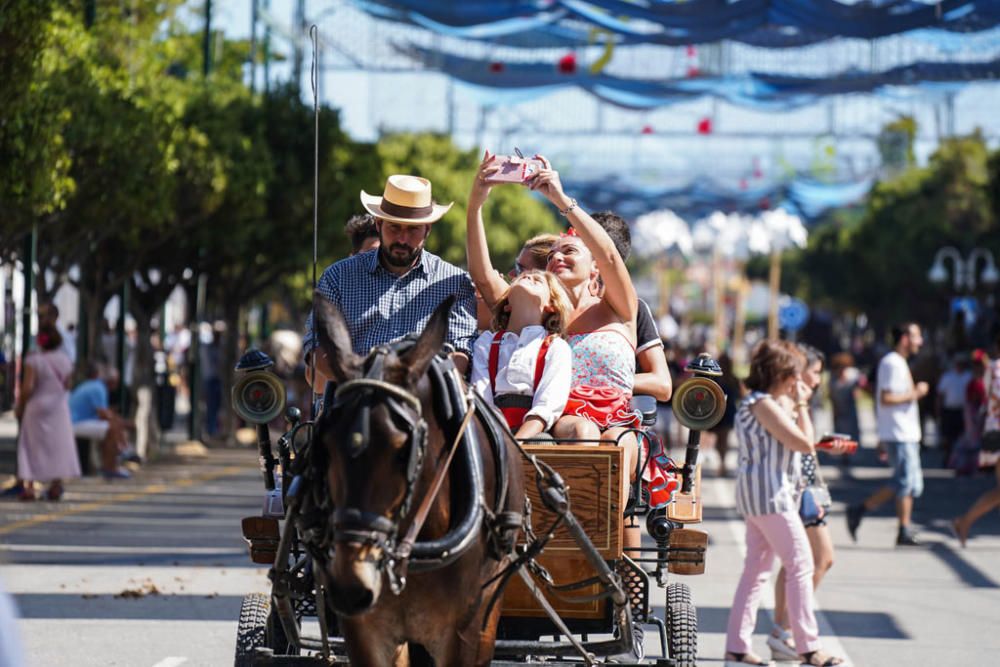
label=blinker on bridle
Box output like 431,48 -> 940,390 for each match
327,345 -> 430,592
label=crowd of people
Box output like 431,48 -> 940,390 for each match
304,162 -> 869,665
6,158 -> 998,665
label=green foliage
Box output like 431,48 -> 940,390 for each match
786,133 -> 1000,329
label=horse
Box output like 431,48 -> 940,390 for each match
308,293 -> 525,666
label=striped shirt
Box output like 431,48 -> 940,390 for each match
303,248 -> 477,357
734,391 -> 803,516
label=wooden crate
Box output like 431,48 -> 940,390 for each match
502,444 -> 623,619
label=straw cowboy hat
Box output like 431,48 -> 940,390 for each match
360,175 -> 453,225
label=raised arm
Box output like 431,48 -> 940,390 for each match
529,156 -> 638,324
751,394 -> 815,454
467,151 -> 509,308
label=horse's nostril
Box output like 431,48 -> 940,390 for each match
329,583 -> 376,616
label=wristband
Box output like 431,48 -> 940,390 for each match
558,198 -> 578,217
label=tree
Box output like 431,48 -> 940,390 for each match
785,133 -> 999,332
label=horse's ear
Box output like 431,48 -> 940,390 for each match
400,295 -> 453,385
314,292 -> 361,384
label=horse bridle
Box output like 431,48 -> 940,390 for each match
325,347 -> 430,582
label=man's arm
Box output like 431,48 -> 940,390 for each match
633,301 -> 671,401
634,347 -> 672,402
881,383 -> 928,406
447,275 -> 479,375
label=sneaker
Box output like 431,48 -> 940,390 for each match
767,628 -> 798,662
1,483 -> 25,498
896,528 -> 922,547
101,468 -> 132,480
846,504 -> 864,542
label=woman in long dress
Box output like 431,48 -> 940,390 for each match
14,324 -> 79,501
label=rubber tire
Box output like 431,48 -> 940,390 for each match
235,593 -> 270,667
666,602 -> 698,667
666,581 -> 692,608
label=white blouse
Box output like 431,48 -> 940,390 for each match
471,326 -> 572,431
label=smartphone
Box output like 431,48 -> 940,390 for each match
485,155 -> 545,184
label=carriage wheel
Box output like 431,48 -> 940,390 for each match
666,582 -> 691,608
235,593 -> 270,667
235,593 -> 300,666
666,602 -> 697,667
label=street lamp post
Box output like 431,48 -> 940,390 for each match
928,246 -> 999,292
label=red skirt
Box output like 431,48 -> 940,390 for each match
564,385 -> 640,430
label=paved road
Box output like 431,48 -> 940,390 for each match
1,447 -> 268,667
3,420 -> 1000,666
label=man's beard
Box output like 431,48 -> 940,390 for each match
381,242 -> 420,267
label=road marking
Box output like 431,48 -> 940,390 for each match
0,544 -> 244,555
704,477 -> 854,664
151,658 -> 188,667
0,465 -> 246,537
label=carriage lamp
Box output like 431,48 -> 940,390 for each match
233,349 -> 287,492
671,353 -> 726,495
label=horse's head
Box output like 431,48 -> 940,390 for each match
311,292 -> 452,616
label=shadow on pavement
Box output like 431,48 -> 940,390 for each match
695,606 -> 910,639
926,541 -> 1000,588
14,592 -> 244,621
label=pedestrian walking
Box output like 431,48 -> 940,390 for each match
724,340 -> 847,667
709,352 -> 740,477
936,354 -> 972,468
952,337 -> 1000,546
828,353 -> 864,446
14,325 -> 79,501
770,345 -> 852,662
846,322 -> 927,546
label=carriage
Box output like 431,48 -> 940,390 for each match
231,326 -> 727,667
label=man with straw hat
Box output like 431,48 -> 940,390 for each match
304,175 -> 477,387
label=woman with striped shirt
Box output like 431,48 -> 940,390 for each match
724,340 -> 847,667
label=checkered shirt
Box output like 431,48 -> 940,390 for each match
303,248 -> 477,358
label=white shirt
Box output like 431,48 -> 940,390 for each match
57,323 -> 76,364
937,369 -> 972,409
471,326 -> 572,431
876,351 -> 922,443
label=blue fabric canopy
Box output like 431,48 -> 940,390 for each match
355,0 -> 1000,48
563,173 -> 875,221
399,44 -> 1000,111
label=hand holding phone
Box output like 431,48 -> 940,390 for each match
484,149 -> 544,185
817,434 -> 858,455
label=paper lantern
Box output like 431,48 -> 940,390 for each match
489,61 -> 504,73
697,117 -> 712,135
686,66 -> 700,78
557,53 -> 577,74
641,125 -> 654,135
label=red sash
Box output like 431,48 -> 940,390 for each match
489,330 -> 553,430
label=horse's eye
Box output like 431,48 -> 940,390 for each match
396,447 -> 409,466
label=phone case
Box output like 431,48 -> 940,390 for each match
485,155 -> 544,183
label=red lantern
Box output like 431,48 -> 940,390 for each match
641,124 -> 654,135
697,117 -> 712,135
489,61 -> 504,73
686,66 -> 700,78
557,52 -> 577,74
686,45 -> 697,58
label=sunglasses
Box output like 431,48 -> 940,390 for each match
509,262 -> 528,278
